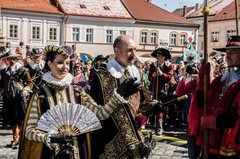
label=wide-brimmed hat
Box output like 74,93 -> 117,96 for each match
213,36 -> 240,52
30,48 -> 43,57
44,45 -> 72,57
151,48 -> 171,60
94,55 -> 110,62
2,50 -> 22,59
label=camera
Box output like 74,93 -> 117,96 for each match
186,65 -> 197,75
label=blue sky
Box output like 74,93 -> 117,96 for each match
152,0 -> 204,12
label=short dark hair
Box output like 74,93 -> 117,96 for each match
113,35 -> 128,49
19,42 -> 24,45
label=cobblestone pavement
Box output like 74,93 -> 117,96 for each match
0,129 -> 18,159
0,129 -> 189,159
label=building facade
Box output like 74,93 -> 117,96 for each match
208,0 -> 239,54
1,0 -> 199,62
0,0 -> 63,53
185,0 -> 234,55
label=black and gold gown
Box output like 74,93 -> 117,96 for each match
18,72 -> 127,159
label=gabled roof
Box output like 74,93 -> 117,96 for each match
56,0 -> 132,19
0,0 -> 62,14
186,0 -> 234,18
211,0 -> 240,21
121,0 -> 196,26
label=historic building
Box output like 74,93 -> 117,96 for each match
0,0 -> 63,53
184,0 -> 234,55
0,0 -> 199,61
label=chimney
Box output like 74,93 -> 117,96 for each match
195,3 -> 200,11
183,5 -> 187,17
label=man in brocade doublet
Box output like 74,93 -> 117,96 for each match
198,36 -> 240,159
90,35 -> 163,159
0,50 -> 33,149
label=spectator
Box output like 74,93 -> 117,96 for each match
16,42 -> 24,55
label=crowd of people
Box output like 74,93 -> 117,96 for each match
0,35 -> 238,159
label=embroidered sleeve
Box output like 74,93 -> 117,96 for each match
79,87 -> 126,120
25,94 -> 47,144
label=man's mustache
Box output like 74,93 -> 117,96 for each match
128,56 -> 134,61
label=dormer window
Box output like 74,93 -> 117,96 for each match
80,4 -> 86,9
103,6 -> 110,10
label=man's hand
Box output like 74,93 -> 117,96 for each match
156,68 -> 163,76
199,59 -> 210,79
117,77 -> 141,99
21,86 -> 32,97
142,100 -> 163,116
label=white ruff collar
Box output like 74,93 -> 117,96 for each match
107,58 -> 141,82
6,62 -> 22,75
29,60 -> 45,70
43,72 -> 73,87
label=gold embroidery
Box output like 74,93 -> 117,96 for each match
98,68 -> 142,159
45,82 -> 65,91
128,92 -> 141,117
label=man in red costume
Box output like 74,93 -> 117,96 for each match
148,48 -> 174,135
198,35 -> 240,159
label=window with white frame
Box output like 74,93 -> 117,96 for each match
72,28 -> 80,42
49,27 -> 57,40
227,30 -> 236,40
119,30 -> 126,35
86,28 -> 93,43
211,31 -> 220,42
9,24 -> 18,38
32,26 -> 40,40
140,31 -> 147,44
150,31 -> 158,44
170,33 -> 177,45
106,30 -> 113,43
180,34 -> 187,45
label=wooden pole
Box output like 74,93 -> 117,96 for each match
235,0 -> 239,35
202,1 -> 210,159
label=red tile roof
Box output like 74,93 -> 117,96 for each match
0,0 -> 62,14
211,0 -> 240,21
186,0 -> 234,18
57,0 -> 132,19
121,0 -> 196,26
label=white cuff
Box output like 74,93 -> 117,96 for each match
45,134 -> 53,150
113,88 -> 128,104
23,86 -> 32,92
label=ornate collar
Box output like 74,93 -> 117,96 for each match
5,62 -> 22,75
107,58 -> 125,78
29,60 -> 45,70
43,72 -> 73,88
107,58 -> 141,82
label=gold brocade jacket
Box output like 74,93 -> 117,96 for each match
90,66 -> 152,159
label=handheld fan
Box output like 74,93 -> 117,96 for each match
36,103 -> 102,136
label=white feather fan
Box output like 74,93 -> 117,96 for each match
36,103 -> 102,135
